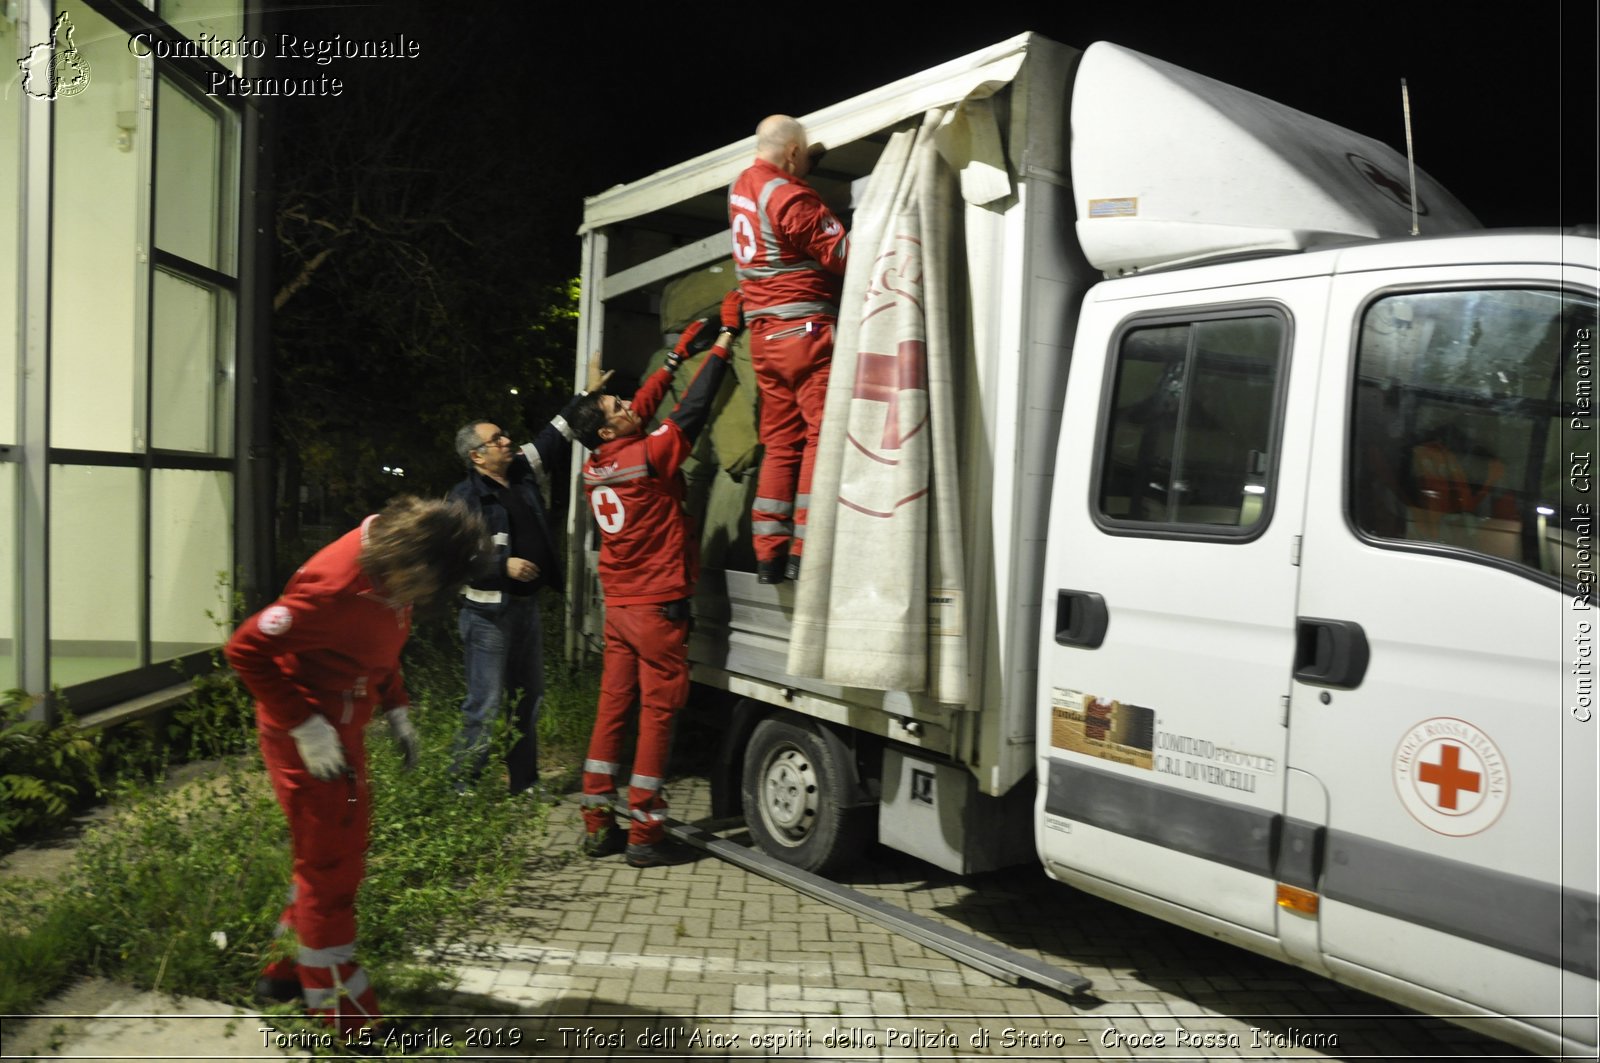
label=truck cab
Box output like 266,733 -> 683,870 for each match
1039,231 -> 1597,1057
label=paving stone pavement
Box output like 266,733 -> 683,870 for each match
0,773 -> 1553,1060
422,774 -> 1535,1061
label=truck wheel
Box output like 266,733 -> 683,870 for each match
741,716 -> 870,875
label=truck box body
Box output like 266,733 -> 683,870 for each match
572,33 -> 1598,1057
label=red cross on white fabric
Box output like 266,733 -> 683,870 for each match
852,341 -> 928,450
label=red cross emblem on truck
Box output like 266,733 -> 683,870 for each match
1417,743 -> 1481,810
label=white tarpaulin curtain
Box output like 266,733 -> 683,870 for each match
787,105 -> 983,704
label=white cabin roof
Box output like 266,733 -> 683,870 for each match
1070,42 -> 1480,274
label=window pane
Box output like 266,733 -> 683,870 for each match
157,0 -> 245,74
152,270 -> 231,453
151,469 -> 231,663
1101,325 -> 1187,522
50,465 -> 142,685
1100,316 -> 1284,529
50,5 -> 142,452
156,77 -> 223,271
0,464 -> 15,692
0,15 -> 19,446
1352,289 -> 1598,585
1177,319 -> 1281,527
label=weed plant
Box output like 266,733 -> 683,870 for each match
0,691 -> 101,848
0,638 -> 585,1016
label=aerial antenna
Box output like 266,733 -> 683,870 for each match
1401,78 -> 1419,236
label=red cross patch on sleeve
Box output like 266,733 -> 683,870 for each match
258,605 -> 293,637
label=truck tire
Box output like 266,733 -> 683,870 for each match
741,716 -> 871,875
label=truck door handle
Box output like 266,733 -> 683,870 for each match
1054,590 -> 1108,649
1293,617 -> 1370,689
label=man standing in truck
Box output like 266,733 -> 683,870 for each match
567,291 -> 743,867
729,114 -> 849,584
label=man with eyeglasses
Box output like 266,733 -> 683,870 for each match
446,368 -> 605,796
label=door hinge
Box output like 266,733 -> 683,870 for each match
1280,694 -> 1291,727
1290,535 -> 1302,567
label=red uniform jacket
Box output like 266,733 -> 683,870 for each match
582,368 -> 695,606
729,157 -> 849,320
225,517 -> 411,734
582,346 -> 734,605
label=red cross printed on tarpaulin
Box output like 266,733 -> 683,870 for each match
852,342 -> 928,451
1417,742 -> 1481,811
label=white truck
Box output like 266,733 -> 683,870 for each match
569,34 -> 1598,1057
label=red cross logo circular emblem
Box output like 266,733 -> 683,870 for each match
1393,717 -> 1508,836
257,605 -> 293,637
590,486 -> 625,535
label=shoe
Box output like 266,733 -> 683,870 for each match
582,826 -> 627,858
756,558 -> 788,584
252,976 -> 301,1003
625,839 -> 698,868
520,782 -> 561,804
784,554 -> 802,582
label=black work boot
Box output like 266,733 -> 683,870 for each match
756,557 -> 787,584
625,839 -> 698,868
252,976 -> 302,1003
784,554 -> 802,582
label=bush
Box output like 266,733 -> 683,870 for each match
0,691 -> 101,849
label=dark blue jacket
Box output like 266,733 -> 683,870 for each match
449,420 -> 572,610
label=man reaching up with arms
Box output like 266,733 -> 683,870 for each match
567,291 -> 743,868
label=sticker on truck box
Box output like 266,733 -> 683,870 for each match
1393,716 -> 1508,836
1087,197 -> 1139,218
1050,688 -> 1153,769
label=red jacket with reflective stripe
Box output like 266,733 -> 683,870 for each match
582,345 -> 734,605
225,518 -> 411,734
583,367 -> 693,605
729,158 -> 848,320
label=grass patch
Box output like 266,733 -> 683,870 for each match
0,613 -> 604,1018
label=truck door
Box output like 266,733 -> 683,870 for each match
1290,273 -> 1598,1049
1036,279 -> 1325,937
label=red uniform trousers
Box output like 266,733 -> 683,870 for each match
749,315 -> 834,564
257,722 -> 381,1034
580,603 -> 690,846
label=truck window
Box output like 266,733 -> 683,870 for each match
1351,288 -> 1597,589
1097,313 -> 1285,534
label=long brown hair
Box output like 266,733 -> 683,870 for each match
359,495 -> 487,605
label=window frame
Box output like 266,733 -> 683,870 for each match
1090,302 -> 1294,544
28,2 -> 253,714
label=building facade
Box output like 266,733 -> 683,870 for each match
2,0 -> 268,718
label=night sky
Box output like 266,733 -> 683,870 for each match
378,4 -> 1588,224
270,2 -> 1595,282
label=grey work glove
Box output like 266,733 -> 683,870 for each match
289,714 -> 348,780
386,707 -> 420,770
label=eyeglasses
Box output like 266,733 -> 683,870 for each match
473,432 -> 510,453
